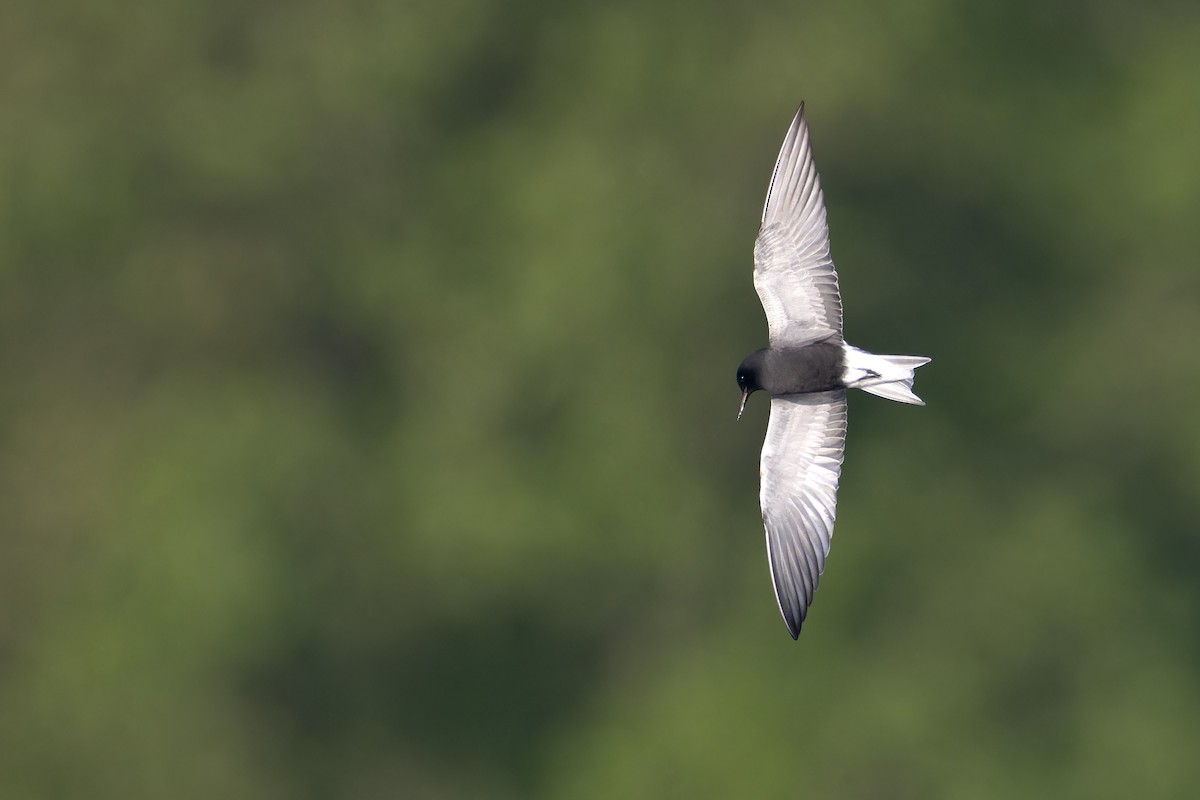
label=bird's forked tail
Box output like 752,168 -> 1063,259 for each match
842,346 -> 931,406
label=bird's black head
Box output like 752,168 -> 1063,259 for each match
736,350 -> 768,419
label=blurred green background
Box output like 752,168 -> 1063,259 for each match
3,1 -> 1200,798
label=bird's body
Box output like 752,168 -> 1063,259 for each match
738,104 -> 930,639
738,341 -> 844,396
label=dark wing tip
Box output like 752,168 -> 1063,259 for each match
792,101 -> 808,130
769,526 -> 816,640
760,101 -> 819,228
782,604 -> 804,639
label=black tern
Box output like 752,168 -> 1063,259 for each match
737,103 -> 930,639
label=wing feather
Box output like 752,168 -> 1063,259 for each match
753,104 -> 843,344
760,391 -> 847,638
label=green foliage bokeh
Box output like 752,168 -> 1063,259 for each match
2,1 -> 1199,798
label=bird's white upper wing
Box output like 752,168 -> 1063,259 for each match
753,104 -> 843,345
760,390 -> 847,638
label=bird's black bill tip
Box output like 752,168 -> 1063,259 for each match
737,387 -> 751,420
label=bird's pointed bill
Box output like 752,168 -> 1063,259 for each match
738,387 -> 751,419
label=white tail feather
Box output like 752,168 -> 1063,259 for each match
842,346 -> 930,406
861,380 -> 925,405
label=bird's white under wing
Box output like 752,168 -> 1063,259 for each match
753,104 -> 843,344
759,390 -> 847,637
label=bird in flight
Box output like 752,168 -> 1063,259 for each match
737,103 -> 930,639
